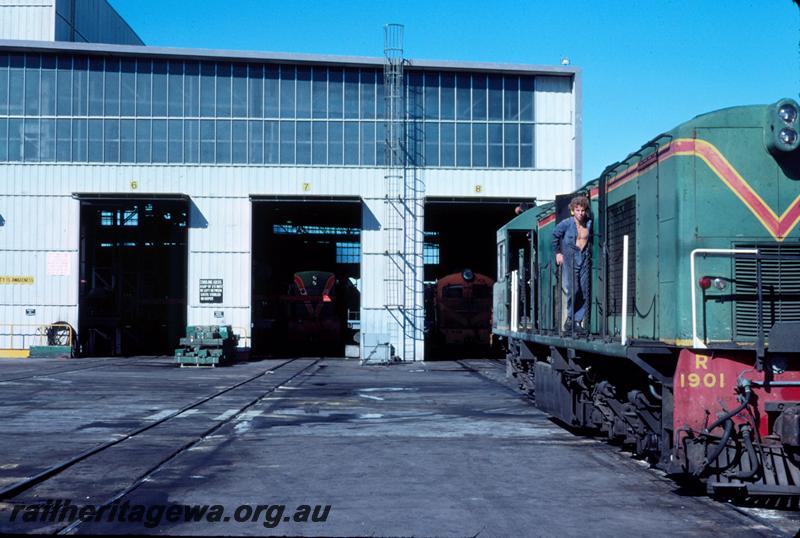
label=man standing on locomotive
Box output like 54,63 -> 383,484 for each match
552,195 -> 592,332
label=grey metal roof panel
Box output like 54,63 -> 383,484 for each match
407,58 -> 579,76
72,192 -> 190,201
0,39 -> 579,76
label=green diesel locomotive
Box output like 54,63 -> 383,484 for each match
494,99 -> 800,498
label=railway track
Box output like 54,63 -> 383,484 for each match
0,358 -> 322,534
0,358 -> 134,384
454,358 -> 520,394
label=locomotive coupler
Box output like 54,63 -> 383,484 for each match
694,412 -> 734,477
702,379 -> 752,435
726,423 -> 761,481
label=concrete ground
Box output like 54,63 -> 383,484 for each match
0,356 -> 797,537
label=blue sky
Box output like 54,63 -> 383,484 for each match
108,0 -> 800,183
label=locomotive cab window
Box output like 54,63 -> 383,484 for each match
497,240 -> 507,280
442,285 -> 464,298
509,230 -> 530,272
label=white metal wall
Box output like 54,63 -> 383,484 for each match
535,76 -> 578,186
0,0 -> 142,45
187,196 -> 251,346
0,164 -> 78,348
424,169 -> 573,199
359,195 -> 389,353
0,0 -> 55,41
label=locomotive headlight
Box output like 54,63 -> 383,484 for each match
712,277 -> 728,290
462,269 -> 475,282
780,128 -> 799,146
779,104 -> 798,125
766,99 -> 800,154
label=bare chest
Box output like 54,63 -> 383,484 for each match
575,223 -> 589,249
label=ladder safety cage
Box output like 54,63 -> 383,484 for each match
382,23 -> 423,361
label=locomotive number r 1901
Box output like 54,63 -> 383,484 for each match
678,354 -> 725,389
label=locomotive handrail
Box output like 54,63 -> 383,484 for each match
510,270 -> 519,333
690,248 -> 758,349
0,322 -> 74,357
231,326 -> 250,348
556,260 -> 565,334
621,235 -> 630,345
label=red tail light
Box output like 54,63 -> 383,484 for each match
698,276 -> 712,290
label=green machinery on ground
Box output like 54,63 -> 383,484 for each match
174,325 -> 239,367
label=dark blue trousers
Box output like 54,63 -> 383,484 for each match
563,249 -> 590,323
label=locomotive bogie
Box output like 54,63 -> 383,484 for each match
505,339 -> 670,462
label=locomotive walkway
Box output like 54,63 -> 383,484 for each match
0,356 -> 797,536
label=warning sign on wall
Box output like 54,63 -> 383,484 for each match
199,279 -> 223,304
47,252 -> 71,276
0,276 -> 34,284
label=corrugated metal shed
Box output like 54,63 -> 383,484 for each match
0,1 -> 55,41
0,0 -> 142,45
0,38 -> 580,360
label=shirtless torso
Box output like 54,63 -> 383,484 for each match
575,221 -> 589,252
